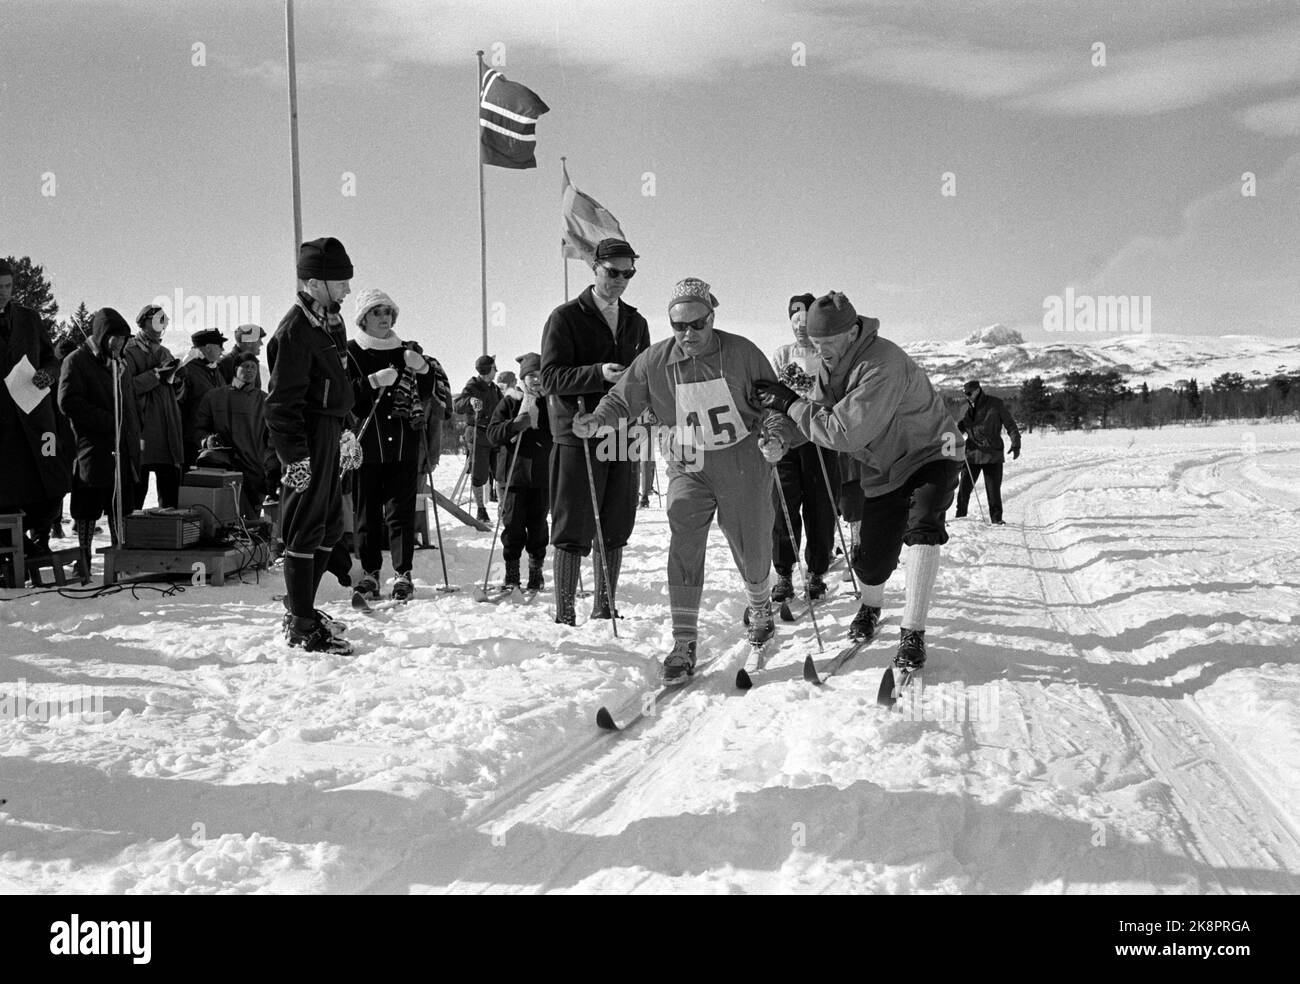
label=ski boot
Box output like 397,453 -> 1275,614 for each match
746,599 -> 775,647
848,604 -> 882,642
895,628 -> 926,670
501,557 -> 521,592
352,571 -> 381,608
391,572 -> 414,602
662,640 -> 698,685
771,570 -> 794,603
476,505 -> 490,523
638,494 -> 650,509
285,615 -> 354,655
526,557 -> 545,592
807,572 -> 827,600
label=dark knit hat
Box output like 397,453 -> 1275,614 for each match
136,304 -> 165,330
234,350 -> 260,367
594,238 -> 639,261
788,293 -> 815,318
297,237 -> 354,281
963,379 -> 982,396
191,328 -> 228,347
475,354 -> 496,373
516,351 -> 541,378
806,291 -> 858,338
496,370 -> 517,388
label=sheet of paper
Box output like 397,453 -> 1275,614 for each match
4,355 -> 48,415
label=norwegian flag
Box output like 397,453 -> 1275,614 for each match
479,62 -> 549,170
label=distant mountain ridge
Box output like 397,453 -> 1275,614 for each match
905,326 -> 1300,389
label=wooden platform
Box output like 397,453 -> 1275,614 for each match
26,547 -> 87,586
99,542 -> 270,586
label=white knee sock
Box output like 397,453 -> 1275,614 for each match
861,581 -> 885,608
901,544 -> 941,631
745,576 -> 770,609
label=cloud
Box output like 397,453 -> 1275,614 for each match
1079,154 -> 1300,334
1237,95 -> 1300,136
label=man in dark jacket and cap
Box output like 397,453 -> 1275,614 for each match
955,380 -> 1020,525
453,354 -> 502,522
219,324 -> 265,388
0,259 -> 72,563
57,308 -> 141,575
265,236 -> 359,654
123,304 -> 184,508
539,237 -> 650,625
195,351 -> 272,520
178,328 -> 227,466
487,351 -> 552,592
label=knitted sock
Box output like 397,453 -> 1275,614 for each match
861,580 -> 885,608
669,583 -> 702,641
900,544 -> 941,630
593,546 -> 623,611
552,548 -> 581,623
744,576 -> 770,610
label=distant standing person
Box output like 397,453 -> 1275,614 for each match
123,304 -> 184,508
454,354 -> 502,522
178,328 -> 227,466
219,324 -> 266,388
540,237 -> 650,626
955,379 -> 1020,525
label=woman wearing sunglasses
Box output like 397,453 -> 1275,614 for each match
572,277 -> 795,684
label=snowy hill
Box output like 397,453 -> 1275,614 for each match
906,329 -> 1300,390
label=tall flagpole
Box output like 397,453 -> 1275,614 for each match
561,156 -> 569,301
476,50 -> 488,356
285,0 -> 303,258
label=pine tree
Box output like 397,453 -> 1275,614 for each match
2,255 -> 59,335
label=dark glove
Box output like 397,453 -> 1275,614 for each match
754,379 -> 798,414
1011,446 -> 1021,460
32,368 -> 56,390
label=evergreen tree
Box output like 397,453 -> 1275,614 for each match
2,254 -> 59,335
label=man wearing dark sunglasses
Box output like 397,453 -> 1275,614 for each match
572,277 -> 794,683
540,237 -> 650,626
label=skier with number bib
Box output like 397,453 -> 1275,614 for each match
573,277 -> 794,684
755,291 -> 963,676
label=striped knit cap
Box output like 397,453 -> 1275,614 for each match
668,277 -> 719,312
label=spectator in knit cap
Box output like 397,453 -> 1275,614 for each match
123,304 -> 184,507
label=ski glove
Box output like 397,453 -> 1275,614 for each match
403,348 -> 428,372
1011,446 -> 1021,460
339,429 -> 364,472
283,457 -> 312,492
754,379 -> 799,415
31,368 -> 56,390
369,366 -> 399,389
571,411 -> 598,439
758,434 -> 787,464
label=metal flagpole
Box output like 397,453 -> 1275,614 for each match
561,156 -> 569,301
476,50 -> 488,357
285,0 -> 303,258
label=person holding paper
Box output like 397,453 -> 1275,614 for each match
0,259 -> 71,563
123,305 -> 185,508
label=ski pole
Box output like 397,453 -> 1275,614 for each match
427,469 -> 457,593
964,458 -> 988,525
577,397 -> 617,638
773,465 -> 823,652
813,444 -> 858,598
473,431 -> 523,601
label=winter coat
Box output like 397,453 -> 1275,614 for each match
958,392 -> 1020,465
786,319 -> 963,497
178,358 -> 223,464
452,376 -> 501,434
265,294 -> 356,467
540,285 -> 650,447
122,335 -> 184,468
195,383 -> 273,484
57,327 -> 141,489
487,388 -> 552,489
591,329 -> 795,459
0,301 -> 72,504
344,334 -> 436,465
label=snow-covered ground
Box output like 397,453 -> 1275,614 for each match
2,421 -> 1299,893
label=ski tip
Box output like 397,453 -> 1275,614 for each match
876,666 -> 899,707
802,654 -> 821,685
779,601 -> 794,622
595,706 -> 619,731
350,595 -> 371,611
735,668 -> 752,690
742,607 -> 751,626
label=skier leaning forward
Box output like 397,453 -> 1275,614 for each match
755,291 -> 964,673
573,277 -> 795,684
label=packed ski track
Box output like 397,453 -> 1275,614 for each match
2,423 -> 1298,894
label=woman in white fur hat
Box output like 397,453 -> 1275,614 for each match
344,288 -> 436,603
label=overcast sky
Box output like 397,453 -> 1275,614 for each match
3,0 -> 1297,384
